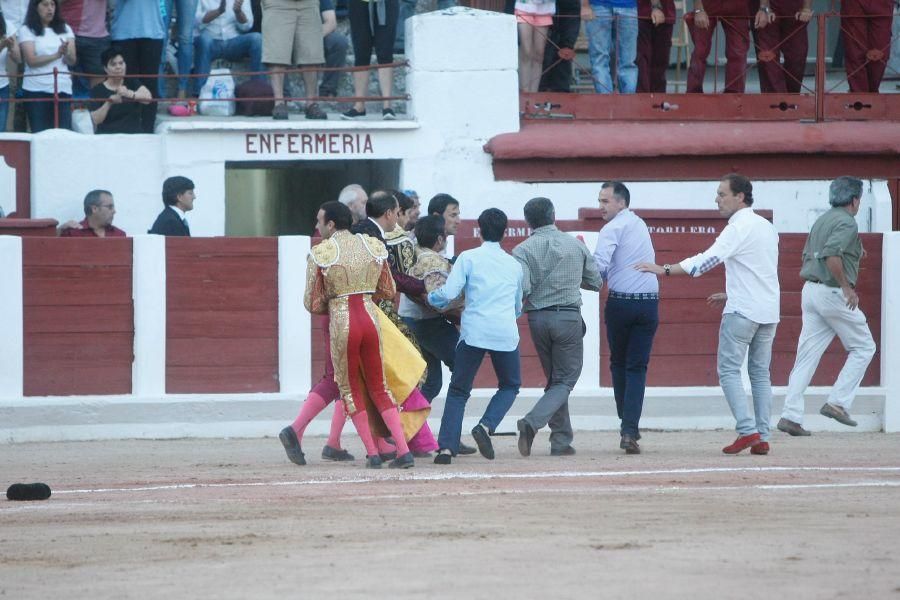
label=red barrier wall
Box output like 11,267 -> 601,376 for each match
22,238 -> 134,396
166,238 -> 279,393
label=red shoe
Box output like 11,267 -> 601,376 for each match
722,433 -> 761,454
750,441 -> 770,455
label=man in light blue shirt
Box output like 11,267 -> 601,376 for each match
428,208 -> 523,465
593,181 -> 658,455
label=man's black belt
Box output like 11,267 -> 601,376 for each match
608,291 -> 659,300
535,304 -> 580,312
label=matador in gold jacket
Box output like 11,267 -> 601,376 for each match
303,203 -> 417,468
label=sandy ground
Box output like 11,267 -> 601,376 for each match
2,431 -> 899,600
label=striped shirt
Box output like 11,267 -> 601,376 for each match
513,225 -> 601,311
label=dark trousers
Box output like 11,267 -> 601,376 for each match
752,0 -> 808,93
523,309 -> 584,452
348,0 -> 399,66
685,0 -> 751,92
605,297 -> 659,437
436,340 -> 521,454
116,38 -> 162,132
402,316 -> 459,401
321,31 -> 350,96
637,20 -> 674,92
21,90 -> 72,132
539,0 -> 581,92
841,0 -> 894,92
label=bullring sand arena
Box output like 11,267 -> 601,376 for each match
3,431 -> 899,598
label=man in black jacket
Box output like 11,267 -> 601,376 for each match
149,176 -> 196,236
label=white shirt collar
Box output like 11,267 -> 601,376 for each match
368,217 -> 386,238
171,205 -> 188,221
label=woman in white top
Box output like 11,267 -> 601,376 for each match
1,14 -> 23,132
17,0 -> 75,131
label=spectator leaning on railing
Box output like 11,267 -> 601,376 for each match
685,0 -> 753,93
59,189 -> 126,238
193,0 -> 263,96
18,0 -> 76,132
750,0 -> 811,93
90,46 -> 152,134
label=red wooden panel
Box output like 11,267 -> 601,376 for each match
0,139 -> 32,218
22,238 -> 133,266
24,365 -> 132,396
24,305 -> 134,334
166,366 -> 279,393
166,238 -> 279,394
22,266 -> 133,306
167,309 -> 278,338
22,239 -> 134,396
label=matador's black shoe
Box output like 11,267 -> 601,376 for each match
279,427 -> 306,466
389,452 -> 414,469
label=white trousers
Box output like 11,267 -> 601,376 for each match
782,281 -> 876,424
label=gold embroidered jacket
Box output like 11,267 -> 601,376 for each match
303,230 -> 396,314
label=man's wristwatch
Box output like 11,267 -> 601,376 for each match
663,264 -> 671,276
760,5 -> 772,12
651,2 -> 663,8
693,7 -> 705,13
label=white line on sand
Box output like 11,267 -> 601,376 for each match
47,466 -> 900,495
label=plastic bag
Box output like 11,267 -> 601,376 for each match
71,108 -> 94,134
198,68 -> 236,117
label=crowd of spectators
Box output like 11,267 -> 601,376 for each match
0,0 -> 896,134
0,0 -> 466,132
518,0 -> 896,94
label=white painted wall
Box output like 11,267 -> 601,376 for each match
0,236 -> 23,399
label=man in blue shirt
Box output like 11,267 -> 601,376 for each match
429,208 -> 524,465
581,0 -> 638,93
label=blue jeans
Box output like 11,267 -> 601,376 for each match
402,316 -> 459,401
162,0 -> 199,95
436,340 -> 521,454
395,0 -> 456,50
605,297 -> 658,437
21,89 -> 72,132
0,86 -> 9,133
584,4 -> 638,93
193,32 -> 263,95
718,313 -> 777,441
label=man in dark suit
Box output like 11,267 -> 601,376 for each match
149,176 -> 196,236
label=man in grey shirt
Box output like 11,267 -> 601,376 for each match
513,197 -> 602,457
778,176 -> 876,435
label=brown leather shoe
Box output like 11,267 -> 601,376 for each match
777,417 -> 811,437
820,403 -> 857,427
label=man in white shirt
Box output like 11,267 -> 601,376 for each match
193,0 -> 262,96
637,174 -> 780,456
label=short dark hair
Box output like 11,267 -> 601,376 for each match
428,193 -> 459,217
722,173 -> 754,206
392,190 -> 414,213
320,201 -> 352,231
84,189 -> 112,216
523,197 -> 555,229
162,176 -> 195,206
101,46 -> 126,68
366,190 -> 398,218
477,208 -> 507,243
601,181 -> 630,207
415,215 -> 446,249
